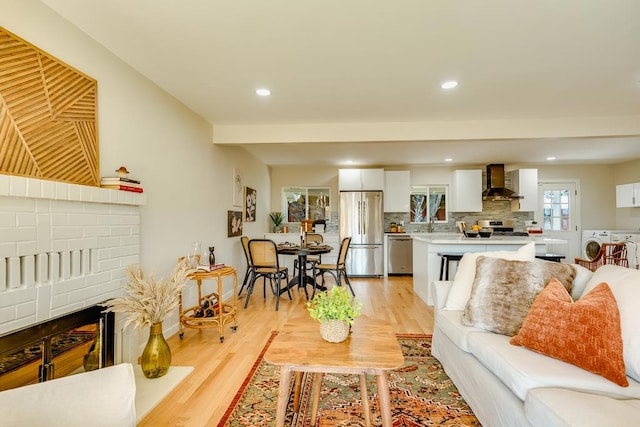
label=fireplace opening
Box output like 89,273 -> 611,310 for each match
0,304 -> 115,392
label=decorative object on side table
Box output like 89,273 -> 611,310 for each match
306,286 -> 362,343
208,246 -> 216,266
101,262 -> 190,378
269,211 -> 284,232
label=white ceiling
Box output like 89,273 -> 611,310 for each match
42,0 -> 640,166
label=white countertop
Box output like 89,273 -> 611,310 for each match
267,232 -> 566,245
411,233 -> 567,245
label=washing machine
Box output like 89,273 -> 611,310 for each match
611,233 -> 640,269
581,230 -> 613,260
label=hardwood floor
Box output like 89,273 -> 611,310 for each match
138,275 -> 434,427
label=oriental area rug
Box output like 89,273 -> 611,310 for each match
218,333 -> 480,426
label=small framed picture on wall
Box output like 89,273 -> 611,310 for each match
232,168 -> 243,207
244,187 -> 256,222
228,211 -> 243,237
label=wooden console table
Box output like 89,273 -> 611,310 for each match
179,266 -> 238,343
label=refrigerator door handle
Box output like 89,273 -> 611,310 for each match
358,201 -> 362,235
362,200 -> 367,235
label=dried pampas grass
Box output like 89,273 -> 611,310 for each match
102,262 -> 190,329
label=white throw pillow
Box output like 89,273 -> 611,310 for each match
582,264 -> 640,382
444,242 -> 536,310
570,263 -> 594,300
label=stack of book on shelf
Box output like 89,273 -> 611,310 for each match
100,176 -> 143,193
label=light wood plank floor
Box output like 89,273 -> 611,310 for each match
138,275 -> 434,427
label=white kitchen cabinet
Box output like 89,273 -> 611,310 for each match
338,169 -> 361,191
616,183 -> 640,208
450,169 -> 482,212
384,170 -> 410,212
338,168 -> 384,191
510,168 -> 538,212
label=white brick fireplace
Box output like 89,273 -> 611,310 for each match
0,174 -> 146,363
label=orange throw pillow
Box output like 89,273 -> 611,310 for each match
510,278 -> 628,387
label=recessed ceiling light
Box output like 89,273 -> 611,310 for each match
546,156 -> 557,161
441,80 -> 458,90
256,88 -> 271,97
444,158 -> 453,162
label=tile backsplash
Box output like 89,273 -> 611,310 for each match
384,200 -> 534,233
280,202 -> 533,234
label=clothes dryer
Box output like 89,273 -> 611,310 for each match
611,233 -> 640,269
581,230 -> 613,260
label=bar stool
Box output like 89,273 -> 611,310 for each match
535,254 -> 566,263
437,253 -> 464,280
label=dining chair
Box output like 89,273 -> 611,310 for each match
247,239 -> 291,310
315,236 -> 354,296
574,242 -> 629,272
237,236 -> 254,296
293,233 -> 324,279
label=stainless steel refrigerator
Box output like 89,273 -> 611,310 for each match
339,191 -> 384,276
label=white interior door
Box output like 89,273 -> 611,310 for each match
537,180 -> 581,262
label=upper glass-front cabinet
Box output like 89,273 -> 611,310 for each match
410,185 -> 448,224
283,187 -> 331,223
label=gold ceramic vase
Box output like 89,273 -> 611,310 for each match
141,322 -> 171,379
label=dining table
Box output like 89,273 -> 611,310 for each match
277,243 -> 333,299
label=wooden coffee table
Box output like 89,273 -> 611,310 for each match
264,315 -> 404,426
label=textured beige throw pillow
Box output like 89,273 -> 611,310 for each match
461,257 -> 576,336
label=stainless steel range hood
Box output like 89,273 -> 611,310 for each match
482,164 -> 523,200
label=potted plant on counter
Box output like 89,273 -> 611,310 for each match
306,286 -> 362,343
269,211 -> 285,233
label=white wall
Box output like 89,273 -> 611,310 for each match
1,1 -> 270,340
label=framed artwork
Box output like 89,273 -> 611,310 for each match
232,168 -> 243,207
0,27 -> 98,186
227,211 -> 243,237
244,187 -> 257,222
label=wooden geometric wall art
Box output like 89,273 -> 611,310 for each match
0,27 -> 99,186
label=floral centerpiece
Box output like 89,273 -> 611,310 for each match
306,286 -> 362,342
102,262 -> 190,378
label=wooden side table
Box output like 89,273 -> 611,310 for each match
264,315 -> 404,426
179,266 -> 238,343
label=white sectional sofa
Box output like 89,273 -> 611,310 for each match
431,259 -> 640,427
0,363 -> 136,426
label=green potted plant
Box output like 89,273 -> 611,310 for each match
306,286 -> 362,342
269,211 -> 284,232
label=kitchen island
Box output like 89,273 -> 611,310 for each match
412,233 -> 568,305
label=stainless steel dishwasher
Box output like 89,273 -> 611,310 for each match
388,235 -> 413,275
